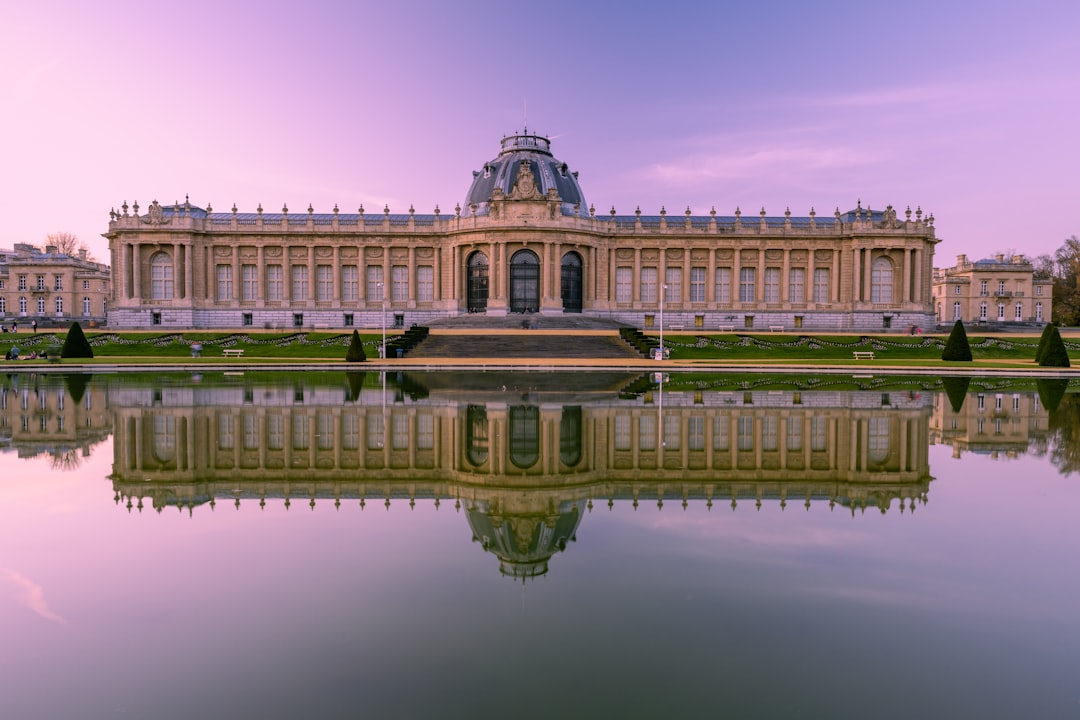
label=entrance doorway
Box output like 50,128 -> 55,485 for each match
561,252 -> 583,313
467,251 -> 489,313
509,250 -> 540,313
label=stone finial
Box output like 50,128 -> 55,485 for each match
710,207 -> 716,218
383,204 -> 390,216
573,203 -> 580,217
122,200 -> 129,216
915,206 -> 922,221
409,204 -> 415,216
660,206 -> 667,217
307,204 -> 314,216
905,205 -> 911,221
434,204 -> 440,216
231,203 -> 238,215
454,203 -> 461,217
206,203 -> 213,214
257,203 -> 263,215
735,206 -> 741,219
359,204 -> 365,216
589,204 -> 595,217
635,206 -> 641,218
110,208 -> 116,220
282,204 -> 289,215
834,207 -> 841,221
685,206 -> 692,218
809,206 -> 816,229
760,206 -> 766,217
333,203 -> 339,215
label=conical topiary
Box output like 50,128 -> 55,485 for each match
345,329 -> 367,362
1036,378 -> 1070,412
60,321 -> 94,359
941,319 -> 972,362
1034,323 -> 1055,364
1038,325 -> 1071,368
941,376 -> 971,413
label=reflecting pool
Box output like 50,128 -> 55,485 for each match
1,371 -> 1078,719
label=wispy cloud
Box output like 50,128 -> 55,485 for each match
0,568 -> 66,623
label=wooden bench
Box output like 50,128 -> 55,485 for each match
717,325 -> 735,332
222,348 -> 245,358
852,351 -> 874,360
669,324 -> 684,332
769,325 -> 784,332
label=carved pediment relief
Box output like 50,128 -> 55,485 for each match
508,160 -> 543,201
315,247 -> 333,259
289,247 -> 308,260
264,246 -> 283,258
340,247 -> 359,259
141,200 -> 171,226
365,247 -> 384,259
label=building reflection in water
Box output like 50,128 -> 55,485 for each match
9,370 -> 1043,579
101,371 -> 942,579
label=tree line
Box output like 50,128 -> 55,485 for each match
1035,235 -> 1080,326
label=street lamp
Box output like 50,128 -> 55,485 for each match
376,281 -> 386,359
658,283 -> 667,361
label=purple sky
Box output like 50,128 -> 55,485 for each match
3,0 -> 1078,266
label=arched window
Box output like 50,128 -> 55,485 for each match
19,297 -> 26,314
150,252 -> 174,300
83,297 -> 91,316
37,297 -> 45,314
953,302 -> 961,320
1036,302 -> 1043,322
55,297 -> 63,315
1015,303 -> 1023,320
980,303 -> 987,320
870,257 -> 893,303
868,417 -> 891,465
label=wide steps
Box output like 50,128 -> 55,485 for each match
408,333 -> 640,359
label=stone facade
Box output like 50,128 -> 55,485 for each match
0,243 -> 111,329
932,253 -> 1052,325
105,133 -> 940,331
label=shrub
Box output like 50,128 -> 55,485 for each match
941,320 -> 972,362
1038,325 -> 1071,368
60,322 -> 94,359
941,376 -> 971,413
1034,323 -> 1055,364
345,330 -> 366,362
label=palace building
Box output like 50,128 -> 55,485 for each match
105,133 -> 940,331
931,253 -> 1052,325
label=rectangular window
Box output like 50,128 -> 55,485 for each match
955,284 -> 961,295
664,268 -> 681,303
18,276 -> 26,291
242,313 -> 253,326
811,417 -> 827,451
689,267 -> 706,302
663,415 -> 680,450
316,265 -> 333,301
786,417 -> 802,451
341,265 -> 359,301
813,268 -> 830,303
266,265 -> 283,301
293,313 -> 304,327
764,267 -> 780,302
216,264 -> 232,301
739,267 -> 756,302
342,414 -> 359,451
417,266 -> 434,302
640,267 -> 657,303
392,265 -> 408,302
688,416 -> 705,451
417,414 -> 434,450
291,265 -> 308,300
761,416 -> 778,451
638,415 -> 656,451
788,268 -> 805,303
343,313 -> 354,326
980,280 -> 988,296
1036,285 -> 1043,296
392,413 -> 409,449
713,415 -> 729,450
614,415 -> 631,450
36,275 -> 45,291
615,267 -> 632,302
83,280 -> 89,290
737,416 -> 754,451
54,276 -> 63,292
715,267 -> 731,303
267,415 -> 284,450
367,266 -> 384,300
241,264 -> 258,300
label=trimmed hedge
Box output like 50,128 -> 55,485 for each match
941,320 -> 972,362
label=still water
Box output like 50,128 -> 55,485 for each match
1,370 -> 1078,719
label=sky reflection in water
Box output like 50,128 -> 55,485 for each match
0,371 -> 1077,720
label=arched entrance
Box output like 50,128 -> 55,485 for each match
467,251 -> 489,313
561,252 -> 583,313
509,250 -> 540,313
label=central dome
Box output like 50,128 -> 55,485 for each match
462,133 -> 587,217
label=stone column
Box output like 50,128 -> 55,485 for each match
781,249 -> 791,303
902,248 -> 912,304
863,249 -> 872,302
185,243 -> 195,300
132,245 -> 141,301
333,247 -> 341,303
808,249 -> 816,304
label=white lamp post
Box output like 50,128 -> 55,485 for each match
658,283 -> 667,361
376,281 -> 386,359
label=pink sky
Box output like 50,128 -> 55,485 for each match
2,1 -> 1078,266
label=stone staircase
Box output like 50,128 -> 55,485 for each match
406,332 -> 641,360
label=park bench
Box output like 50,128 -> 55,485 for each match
769,325 -> 784,332
717,325 -> 735,332
852,351 -> 875,360
222,348 -> 245,358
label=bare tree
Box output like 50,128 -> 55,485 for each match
46,231 -> 95,261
